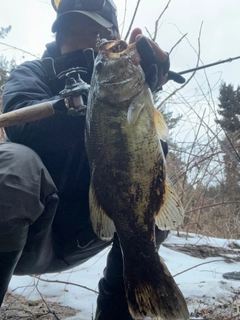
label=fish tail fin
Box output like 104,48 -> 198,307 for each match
125,255 -> 189,320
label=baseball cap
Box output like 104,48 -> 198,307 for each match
51,0 -> 118,33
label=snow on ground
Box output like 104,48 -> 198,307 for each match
5,232 -> 240,319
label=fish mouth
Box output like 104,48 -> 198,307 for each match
98,39 -> 139,64
99,40 -> 128,54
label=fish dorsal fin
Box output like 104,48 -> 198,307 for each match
155,179 -> 184,230
153,108 -> 169,142
89,183 -> 115,240
127,92 -> 145,125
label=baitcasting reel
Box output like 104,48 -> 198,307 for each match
58,68 -> 90,115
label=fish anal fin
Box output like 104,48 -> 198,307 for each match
155,180 -> 184,230
153,108 -> 169,142
89,183 -> 115,240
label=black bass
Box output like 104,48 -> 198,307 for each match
85,40 -> 189,320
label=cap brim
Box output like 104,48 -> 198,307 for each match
52,11 -> 113,33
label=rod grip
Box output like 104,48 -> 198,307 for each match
0,102 -> 55,128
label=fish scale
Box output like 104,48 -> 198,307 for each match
85,39 -> 189,320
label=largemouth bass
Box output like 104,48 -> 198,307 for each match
85,40 -> 189,320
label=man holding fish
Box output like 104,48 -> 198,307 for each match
0,0 -> 188,319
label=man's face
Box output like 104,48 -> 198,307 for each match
59,14 -> 115,53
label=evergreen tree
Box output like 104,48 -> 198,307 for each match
0,26 -> 11,39
216,83 -> 240,132
216,82 -> 240,206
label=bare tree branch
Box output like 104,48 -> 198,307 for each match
159,22 -> 203,109
169,33 -> 188,55
185,201 -> 240,215
124,0 -> 141,40
0,42 -> 39,58
153,0 -> 172,41
120,0 -> 128,38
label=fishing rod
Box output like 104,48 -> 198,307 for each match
0,55 -> 240,128
168,55 -> 240,83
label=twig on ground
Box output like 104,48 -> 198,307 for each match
173,259 -> 223,278
34,280 -> 61,320
33,276 -> 99,294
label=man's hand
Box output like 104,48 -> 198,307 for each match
129,28 -> 169,91
129,28 -> 185,91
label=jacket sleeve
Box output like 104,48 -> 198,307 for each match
2,60 -> 66,149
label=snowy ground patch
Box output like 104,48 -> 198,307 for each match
2,232 -> 240,319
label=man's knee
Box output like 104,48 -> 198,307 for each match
0,143 -> 58,252
0,142 -> 56,192
0,142 -> 57,202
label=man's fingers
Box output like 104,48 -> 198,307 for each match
129,28 -> 172,91
167,71 -> 185,84
129,28 -> 142,43
145,64 -> 158,91
146,38 -> 168,63
129,29 -> 168,64
136,37 -> 156,69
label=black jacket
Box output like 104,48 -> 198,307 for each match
3,42 -> 92,203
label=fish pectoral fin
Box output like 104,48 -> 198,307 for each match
89,183 -> 115,240
155,179 -> 185,230
127,93 -> 145,125
153,108 -> 169,142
